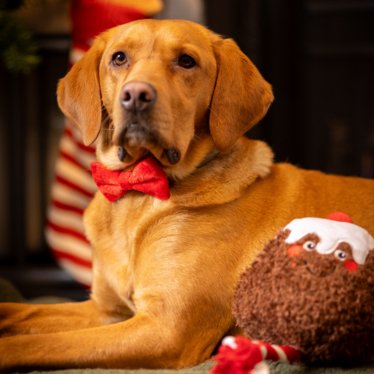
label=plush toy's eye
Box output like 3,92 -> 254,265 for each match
303,241 -> 316,251
334,249 -> 347,261
112,51 -> 127,66
178,54 -> 196,69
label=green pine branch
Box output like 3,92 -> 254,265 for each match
0,10 -> 40,73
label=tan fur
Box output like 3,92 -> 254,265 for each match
0,19 -> 373,370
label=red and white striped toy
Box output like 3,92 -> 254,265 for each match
211,336 -> 300,374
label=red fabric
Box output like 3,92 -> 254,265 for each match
212,337 -> 263,374
279,344 -> 300,362
212,336 -> 300,374
259,342 -> 279,361
55,175 -> 93,198
344,259 -> 359,272
91,157 -> 170,202
47,221 -> 87,242
326,212 -> 353,223
51,199 -> 85,215
52,248 -> 92,269
64,125 -> 96,154
257,341 -> 300,363
71,0 -> 147,51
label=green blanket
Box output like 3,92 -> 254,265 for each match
0,279 -> 372,374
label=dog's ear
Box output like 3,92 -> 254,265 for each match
210,38 -> 274,151
57,36 -> 106,145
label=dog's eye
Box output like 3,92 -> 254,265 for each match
112,52 -> 127,66
178,54 -> 196,69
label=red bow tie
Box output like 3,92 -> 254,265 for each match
91,157 -> 170,202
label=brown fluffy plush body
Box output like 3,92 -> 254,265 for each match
234,229 -> 374,366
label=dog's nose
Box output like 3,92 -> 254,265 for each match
122,81 -> 156,112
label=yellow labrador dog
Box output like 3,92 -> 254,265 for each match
0,19 -> 373,370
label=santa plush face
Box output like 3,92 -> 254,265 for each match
284,218 -> 374,276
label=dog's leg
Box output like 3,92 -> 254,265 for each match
0,307 -> 225,370
0,300 -> 102,336
0,313 -> 178,370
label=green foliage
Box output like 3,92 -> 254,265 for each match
0,9 -> 40,73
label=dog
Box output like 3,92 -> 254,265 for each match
0,19 -> 373,370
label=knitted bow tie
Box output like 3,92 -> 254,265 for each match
91,157 -> 170,202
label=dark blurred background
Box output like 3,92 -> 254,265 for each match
0,0 -> 373,300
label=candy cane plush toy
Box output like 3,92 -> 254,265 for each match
212,336 -> 300,374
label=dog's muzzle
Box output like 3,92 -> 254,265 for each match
116,81 -> 181,165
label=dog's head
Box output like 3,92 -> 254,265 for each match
57,19 -> 273,178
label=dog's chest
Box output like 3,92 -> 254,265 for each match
86,193 -> 171,308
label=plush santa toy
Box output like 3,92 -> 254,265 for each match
212,212 -> 374,373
